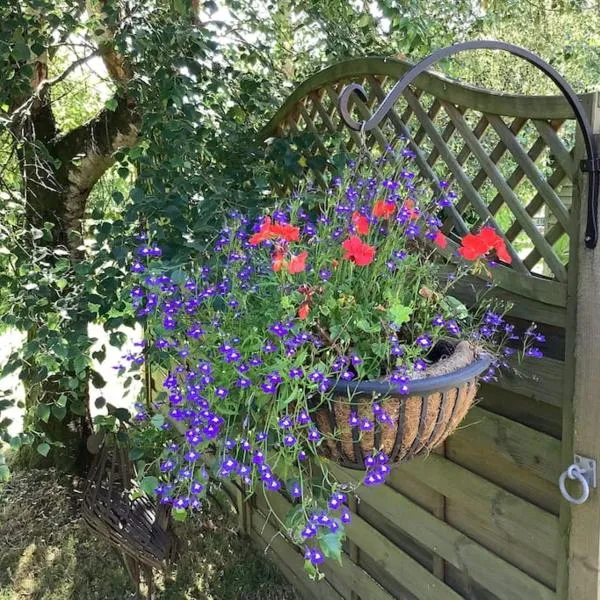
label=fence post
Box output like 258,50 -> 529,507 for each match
560,90 -> 600,600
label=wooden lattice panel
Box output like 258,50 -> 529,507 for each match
261,59 -> 577,290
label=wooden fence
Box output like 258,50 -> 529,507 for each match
227,57 -> 600,600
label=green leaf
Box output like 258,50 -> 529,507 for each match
9,436 -> 21,450
151,414 -> 165,429
36,442 -> 50,457
172,508 -> 188,522
114,408 -> 131,422
388,301 -> 413,327
0,465 -> 10,482
105,97 -> 118,111
319,530 -> 343,562
129,447 -> 144,461
56,394 -> 68,408
140,475 -> 159,495
37,404 -> 51,423
52,405 -> 67,421
90,369 -> 107,389
70,401 -> 86,416
355,318 -> 380,333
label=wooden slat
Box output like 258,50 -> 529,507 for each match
441,101 -> 567,281
452,406 -> 561,484
255,489 -> 395,600
486,114 -> 570,231
399,454 -> 558,578
479,384 -> 562,439
494,356 -> 565,407
447,407 -> 561,514
329,463 -> 555,600
532,119 -> 576,180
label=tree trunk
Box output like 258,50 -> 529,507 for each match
12,91 -> 139,470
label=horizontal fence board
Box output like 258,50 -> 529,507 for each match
479,384 -> 562,439
385,465 -> 445,514
445,498 -> 556,589
358,553 -> 420,600
450,406 -> 562,485
358,500 -> 435,571
398,454 -> 558,563
446,438 -> 559,514
493,357 -> 564,407
445,562 -> 502,600
329,463 -> 554,600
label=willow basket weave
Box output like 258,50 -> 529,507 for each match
313,352 -> 491,470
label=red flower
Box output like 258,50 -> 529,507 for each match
287,251 -> 308,274
270,222 -> 300,243
373,200 -> 396,219
402,198 -> 419,220
298,302 -> 310,320
352,211 -> 370,235
249,217 -> 300,245
342,236 -> 376,266
249,217 -> 273,246
457,226 -> 512,264
434,231 -> 447,249
272,250 -> 286,272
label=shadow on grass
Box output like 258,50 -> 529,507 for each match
0,469 -> 298,600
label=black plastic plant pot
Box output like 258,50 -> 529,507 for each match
313,352 -> 492,470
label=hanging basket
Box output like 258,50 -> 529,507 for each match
312,342 -> 491,470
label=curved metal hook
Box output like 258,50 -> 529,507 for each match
338,40 -> 600,248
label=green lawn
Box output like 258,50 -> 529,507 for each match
0,469 -> 298,600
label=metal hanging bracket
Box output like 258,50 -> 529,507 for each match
559,454 -> 597,505
337,40 -> 600,249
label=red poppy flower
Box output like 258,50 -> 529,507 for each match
352,211 -> 370,235
270,222 -> 300,243
434,231 -> 447,249
249,217 -> 273,246
287,251 -> 308,274
373,200 -> 396,219
342,236 -> 376,266
298,302 -> 310,320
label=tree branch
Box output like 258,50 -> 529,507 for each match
3,51 -> 100,127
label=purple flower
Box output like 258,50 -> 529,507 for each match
360,418 -> 373,432
298,450 -> 308,462
283,434 -> 297,447
349,411 -> 360,427
526,347 -> 544,358
304,547 -> 325,566
307,429 -> 321,442
432,315 -> 445,327
214,387 -> 229,399
301,524 -> 317,539
290,482 -> 302,499
296,410 -> 311,425
289,367 -> 304,379
341,510 -> 352,524
415,334 -> 432,348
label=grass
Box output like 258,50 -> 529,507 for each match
0,469 -> 299,600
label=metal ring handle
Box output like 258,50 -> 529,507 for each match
559,464 -> 591,505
